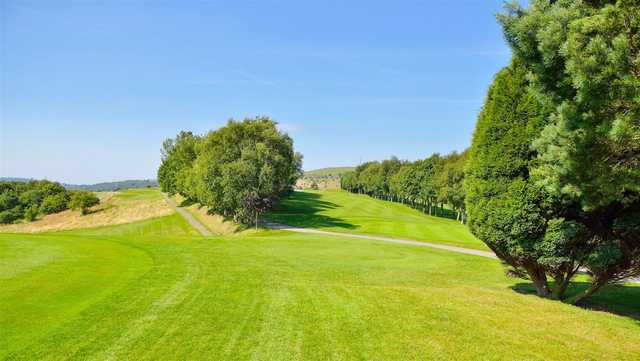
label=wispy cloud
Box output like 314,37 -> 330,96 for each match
277,122 -> 304,133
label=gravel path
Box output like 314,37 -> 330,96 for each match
163,195 -> 212,237
262,221 -> 497,259
263,221 -> 640,284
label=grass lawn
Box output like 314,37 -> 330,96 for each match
267,190 -> 488,250
1,214 -> 639,360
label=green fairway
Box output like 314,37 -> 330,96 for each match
267,190 -> 487,250
1,214 -> 639,360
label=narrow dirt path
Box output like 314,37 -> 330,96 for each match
262,221 -> 497,259
163,195 -> 212,237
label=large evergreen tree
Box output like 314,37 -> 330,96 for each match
499,0 -> 640,302
465,59 -> 564,298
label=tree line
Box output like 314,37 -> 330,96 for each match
340,151 -> 467,222
464,0 -> 639,304
158,117 -> 302,227
0,180 -> 100,224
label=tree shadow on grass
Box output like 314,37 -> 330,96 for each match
511,282 -> 640,323
267,191 -> 357,230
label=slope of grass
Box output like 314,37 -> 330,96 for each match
267,190 -> 487,250
172,194 -> 241,235
1,214 -> 639,360
66,213 -> 199,237
0,188 -> 172,234
113,187 -> 164,201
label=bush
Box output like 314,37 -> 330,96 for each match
69,191 -> 100,215
0,180 -> 73,223
0,193 -> 19,212
0,206 -> 23,224
24,204 -> 39,221
40,193 -> 69,215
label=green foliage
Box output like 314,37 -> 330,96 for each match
341,153 -> 465,220
158,117 -> 302,226
500,0 -> 639,208
69,191 -> 100,215
24,204 -> 39,222
0,180 -> 71,223
0,193 -> 19,212
465,59 -> 568,298
0,207 -> 23,224
157,131 -> 199,196
495,0 -> 640,302
435,151 -> 468,220
39,193 -> 69,215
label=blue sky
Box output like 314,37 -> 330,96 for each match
1,0 -> 511,184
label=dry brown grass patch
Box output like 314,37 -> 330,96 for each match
0,190 -> 173,233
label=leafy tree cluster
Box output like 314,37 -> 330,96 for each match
0,180 -> 74,223
158,117 -> 302,227
341,151 -> 468,222
69,191 -> 100,215
466,0 -> 639,304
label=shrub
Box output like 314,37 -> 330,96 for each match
24,204 -> 40,222
0,206 -> 23,224
69,191 -> 100,215
0,192 -> 19,212
40,193 -> 69,215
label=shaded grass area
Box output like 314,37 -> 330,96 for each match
171,194 -> 241,236
1,216 -> 639,360
512,281 -> 640,321
267,190 -> 487,250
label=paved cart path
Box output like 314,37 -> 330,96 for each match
262,221 -> 497,259
263,221 -> 640,284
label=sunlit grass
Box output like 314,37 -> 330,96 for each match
1,214 -> 639,360
268,190 -> 487,250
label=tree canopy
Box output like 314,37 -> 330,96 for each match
465,0 -> 639,303
157,117 -> 302,227
341,152 -> 467,221
0,180 -> 72,224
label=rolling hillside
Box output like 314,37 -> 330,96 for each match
296,167 -> 355,190
0,188 -> 172,233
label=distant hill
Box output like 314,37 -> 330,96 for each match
0,177 -> 158,192
297,167 -> 355,190
304,167 -> 356,178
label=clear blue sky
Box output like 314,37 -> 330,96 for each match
1,0 -> 511,184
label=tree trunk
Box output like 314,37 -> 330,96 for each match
527,266 -> 551,298
255,212 -> 258,230
552,276 -> 570,300
565,278 -> 607,305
